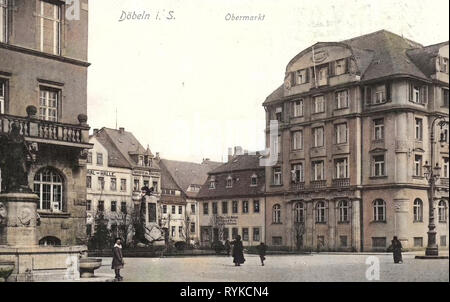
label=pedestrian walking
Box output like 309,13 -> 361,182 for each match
391,236 -> 403,264
224,240 -> 231,256
232,235 -> 245,266
112,237 -> 125,281
257,242 -> 267,266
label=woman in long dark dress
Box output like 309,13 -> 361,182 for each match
232,235 -> 245,266
111,238 -> 125,280
391,236 -> 403,264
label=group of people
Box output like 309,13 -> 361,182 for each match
225,236 -> 268,267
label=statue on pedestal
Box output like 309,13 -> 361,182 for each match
0,122 -> 36,193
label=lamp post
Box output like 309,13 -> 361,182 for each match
417,116 -> 449,259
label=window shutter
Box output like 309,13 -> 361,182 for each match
311,67 -> 316,86
408,82 -> 413,102
437,56 -> 441,72
305,68 -> 310,83
290,72 -> 295,86
420,85 -> 428,104
366,86 -> 372,105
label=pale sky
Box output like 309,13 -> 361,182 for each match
87,0 -> 449,163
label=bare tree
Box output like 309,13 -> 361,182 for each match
210,214 -> 225,242
293,221 -> 306,251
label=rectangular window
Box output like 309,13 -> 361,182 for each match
275,106 -> 283,122
152,181 -> 158,193
443,89 -> 449,108
226,177 -> 232,188
335,59 -> 346,75
443,157 -> 449,178
242,228 -> 249,241
120,179 -> 127,192
171,205 -> 176,215
313,127 -> 324,147
171,226 -> 176,237
0,79 -> 6,114
335,158 -> 348,179
212,202 -> 218,215
87,152 -> 92,164
190,222 -> 196,234
222,201 -> 228,214
293,99 -> 304,117
86,224 -> 92,236
272,236 -> 282,246
39,0 -> 61,55
203,203 -> 209,215
177,205 -> 181,214
313,96 -> 325,113
335,90 -> 349,109
110,178 -> 117,191
0,0 -> 9,43
39,87 -> 59,121
86,176 -> 91,189
253,228 -> 260,241
415,118 -> 423,141
223,228 -> 229,241
440,235 -> 447,247
373,119 -> 384,140
335,123 -> 347,144
191,204 -> 195,214
312,160 -> 324,181
414,237 -> 423,247
373,155 -> 385,177
178,226 -> 183,237
340,236 -> 348,247
86,200 -> 91,211
414,155 -> 422,177
98,200 -> 104,212
96,153 -> 103,166
291,163 -> 304,183
162,205 -> 167,214
318,67 -> 328,86
372,237 -> 386,248
232,201 -> 238,214
133,179 -> 140,192
296,69 -> 308,84
242,201 -> 249,214
111,201 -> 117,212
273,167 -> 282,185
374,85 -> 386,104
120,202 -> 127,213
97,177 -> 105,190
292,130 -> 303,150
253,200 -> 260,213
232,227 -> 238,240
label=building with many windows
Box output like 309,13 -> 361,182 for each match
158,158 -> 221,245
263,30 -> 448,251
1,0 -> 91,245
86,127 -> 161,243
197,149 -> 265,247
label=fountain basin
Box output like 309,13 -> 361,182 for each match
0,261 -> 15,282
79,258 -> 102,278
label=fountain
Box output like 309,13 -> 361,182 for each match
0,122 -> 89,281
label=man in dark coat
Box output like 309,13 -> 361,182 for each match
111,238 -> 125,281
232,235 -> 245,266
224,240 -> 231,256
391,236 -> 403,264
257,242 -> 267,266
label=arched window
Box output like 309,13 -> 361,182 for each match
315,201 -> 326,223
373,199 -> 386,222
413,198 -> 423,222
272,204 -> 281,224
294,202 -> 305,223
33,167 -> 64,212
338,200 -> 349,222
438,200 -> 447,223
39,236 -> 61,246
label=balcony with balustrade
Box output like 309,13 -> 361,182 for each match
332,178 -> 350,188
310,180 -> 327,190
0,106 -> 91,149
290,181 -> 305,192
438,178 -> 449,187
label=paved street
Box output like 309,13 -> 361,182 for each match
96,253 -> 449,282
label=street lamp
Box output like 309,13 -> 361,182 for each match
417,115 -> 449,259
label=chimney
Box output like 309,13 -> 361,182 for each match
228,147 -> 233,162
234,146 -> 243,156
155,152 -> 160,161
93,128 -> 99,134
119,127 -> 125,134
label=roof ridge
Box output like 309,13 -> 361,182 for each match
99,128 -> 135,167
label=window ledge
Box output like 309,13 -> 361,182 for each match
337,221 -> 350,224
312,111 -> 325,115
270,184 -> 283,187
272,222 -> 283,225
413,220 -> 424,223
370,220 -> 387,224
38,211 -> 70,219
371,139 -> 385,144
335,107 -> 349,111
412,176 -> 425,180
315,221 -> 327,224
369,176 -> 388,179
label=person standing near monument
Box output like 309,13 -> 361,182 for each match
112,238 -> 125,281
257,242 -> 267,266
232,235 -> 245,266
391,236 -> 403,264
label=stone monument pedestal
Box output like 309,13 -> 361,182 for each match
0,193 -> 87,281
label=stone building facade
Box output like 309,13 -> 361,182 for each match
197,150 -> 266,247
87,127 -> 162,242
263,30 -> 449,251
1,0 -> 91,246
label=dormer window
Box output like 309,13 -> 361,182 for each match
138,155 -> 144,166
275,107 -> 283,122
251,174 -> 258,186
209,177 -> 216,189
296,69 -> 308,85
335,59 -> 346,75
375,85 -> 385,104
439,57 -> 449,74
226,176 -> 233,188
